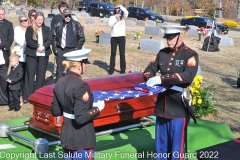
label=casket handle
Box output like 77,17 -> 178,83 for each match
152,98 -> 157,104
115,104 -> 122,113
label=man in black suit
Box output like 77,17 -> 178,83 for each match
7,53 -> 23,111
0,7 -> 14,69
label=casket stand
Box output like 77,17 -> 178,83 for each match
0,72 -> 156,153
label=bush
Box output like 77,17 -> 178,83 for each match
222,20 -> 238,28
184,16 -> 195,19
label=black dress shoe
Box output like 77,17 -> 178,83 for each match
23,100 -> 28,103
14,108 -> 20,112
8,108 -> 14,111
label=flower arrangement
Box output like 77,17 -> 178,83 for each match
197,27 -> 208,36
132,31 -> 141,40
95,30 -> 104,37
155,19 -> 162,23
189,75 -> 217,118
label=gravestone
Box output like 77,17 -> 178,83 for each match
146,20 -> 156,26
125,20 -> 135,26
128,18 -> 137,23
36,10 -> 43,14
86,18 -> 97,24
188,25 -> 198,30
140,39 -> 164,53
99,33 -> 111,45
52,9 -> 59,15
81,12 -> 89,17
102,18 -> 109,23
187,29 -> 199,37
217,36 -> 234,46
72,14 -> 78,21
16,10 -> 25,15
44,18 -> 52,28
145,27 -> 162,36
2,5 -> 9,14
136,20 -> 146,27
156,23 -> 167,28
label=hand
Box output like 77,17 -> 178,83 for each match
146,76 -> 161,87
6,79 -> 11,83
96,100 -> 105,111
38,46 -> 45,52
143,72 -> 151,80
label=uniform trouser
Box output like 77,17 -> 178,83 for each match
109,36 -> 126,73
55,48 -> 74,82
8,90 -> 21,110
155,117 -> 189,160
63,147 -> 94,160
23,55 -> 49,101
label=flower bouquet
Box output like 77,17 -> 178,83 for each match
132,31 -> 141,40
189,75 -> 217,118
197,27 -> 208,40
95,30 -> 104,43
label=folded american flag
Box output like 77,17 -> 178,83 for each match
92,83 -> 167,102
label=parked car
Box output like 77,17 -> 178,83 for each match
127,6 -> 164,22
77,0 -> 94,11
86,2 -> 114,18
180,17 -> 228,34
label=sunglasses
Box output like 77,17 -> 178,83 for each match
65,15 -> 71,18
20,19 -> 28,22
31,14 -> 35,17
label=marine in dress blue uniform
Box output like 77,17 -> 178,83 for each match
143,26 -> 199,160
51,49 -> 105,160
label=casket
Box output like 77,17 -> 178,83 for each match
28,72 -> 157,135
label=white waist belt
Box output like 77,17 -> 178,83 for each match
170,85 -> 185,92
63,112 -> 75,119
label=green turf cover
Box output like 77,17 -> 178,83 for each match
0,117 -> 235,160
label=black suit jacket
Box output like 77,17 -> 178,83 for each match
0,19 -> 14,65
24,25 -> 52,57
7,64 -> 23,90
0,31 -> 6,49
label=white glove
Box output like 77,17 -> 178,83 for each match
96,100 -> 105,111
146,76 -> 161,87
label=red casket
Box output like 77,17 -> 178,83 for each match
28,72 -> 157,135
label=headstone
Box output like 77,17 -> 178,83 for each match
187,29 -> 199,37
44,18 -> 52,28
19,5 -> 25,10
128,18 -> 137,23
156,22 -> 167,28
85,18 -> 97,24
125,20 -> 135,26
99,33 -> 111,45
72,14 -> 78,21
81,12 -> 89,17
36,10 -> 43,14
16,10 -> 25,16
140,39 -> 164,53
217,36 -> 234,46
136,20 -> 146,27
188,25 -> 198,30
2,5 -> 9,14
102,18 -> 109,23
26,7 -> 35,11
144,27 -> 162,36
146,20 -> 156,26
52,9 -> 59,15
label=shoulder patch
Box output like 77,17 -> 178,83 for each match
187,56 -> 196,66
82,91 -> 89,102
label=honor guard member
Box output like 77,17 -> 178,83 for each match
51,49 -> 105,160
52,8 -> 85,82
143,26 -> 199,160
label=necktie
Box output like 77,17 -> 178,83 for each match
61,24 -> 67,49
